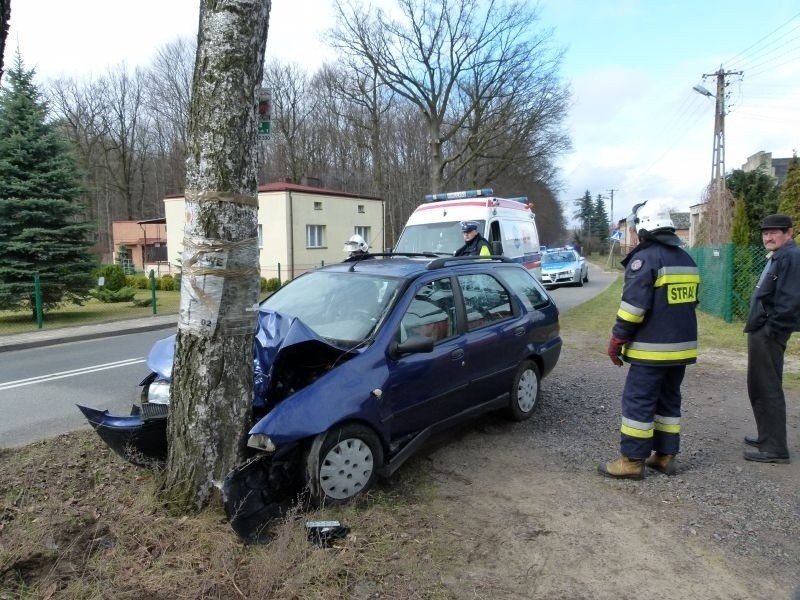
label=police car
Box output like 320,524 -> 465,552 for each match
540,247 -> 589,288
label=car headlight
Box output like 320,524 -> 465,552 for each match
247,433 -> 277,452
146,380 -> 172,405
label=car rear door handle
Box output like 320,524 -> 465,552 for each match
514,326 -> 526,336
450,348 -> 464,360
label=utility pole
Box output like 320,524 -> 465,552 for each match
607,188 -> 617,228
698,66 -> 743,194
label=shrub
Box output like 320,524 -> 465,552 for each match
127,274 -> 150,289
95,264 -> 128,291
158,274 -> 177,291
90,286 -> 137,303
262,277 -> 281,292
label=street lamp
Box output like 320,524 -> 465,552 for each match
692,84 -> 713,98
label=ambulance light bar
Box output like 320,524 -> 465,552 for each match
423,188 -> 494,203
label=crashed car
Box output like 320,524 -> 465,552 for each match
540,248 -> 588,288
79,254 -> 561,539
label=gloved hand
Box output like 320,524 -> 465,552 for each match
607,335 -> 627,367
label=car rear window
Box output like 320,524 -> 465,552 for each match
496,267 -> 550,309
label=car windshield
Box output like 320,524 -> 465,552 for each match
394,221 -> 485,255
542,251 -> 577,264
263,271 -> 404,344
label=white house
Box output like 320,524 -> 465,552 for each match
164,181 -> 385,282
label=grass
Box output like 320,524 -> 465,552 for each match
0,290 -> 180,335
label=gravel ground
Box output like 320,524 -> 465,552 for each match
418,331 -> 800,599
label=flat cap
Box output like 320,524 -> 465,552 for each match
760,214 -> 793,230
461,221 -> 479,232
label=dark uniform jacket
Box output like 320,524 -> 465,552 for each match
455,235 -> 491,257
613,230 -> 700,366
744,238 -> 800,335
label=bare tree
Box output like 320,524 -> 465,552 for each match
0,0 -> 9,84
695,182 -> 734,245
330,0 -> 569,194
157,0 -> 271,512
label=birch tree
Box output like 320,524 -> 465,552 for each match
157,0 -> 271,512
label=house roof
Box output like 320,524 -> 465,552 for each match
165,182 -> 382,201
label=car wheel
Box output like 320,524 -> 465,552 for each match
583,269 -> 589,283
306,423 -> 383,506
504,360 -> 541,421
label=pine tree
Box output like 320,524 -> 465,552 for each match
0,54 -> 96,316
777,153 -> 800,227
592,194 -> 610,241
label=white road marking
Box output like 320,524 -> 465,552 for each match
0,358 -> 146,391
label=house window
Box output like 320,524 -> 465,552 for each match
354,226 -> 371,245
357,204 -> 365,213
314,201 -> 323,210
257,224 -> 263,249
306,225 -> 325,248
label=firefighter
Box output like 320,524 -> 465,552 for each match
598,200 -> 700,479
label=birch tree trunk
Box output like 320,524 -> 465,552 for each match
157,0 -> 271,512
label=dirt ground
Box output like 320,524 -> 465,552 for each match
2,332 -> 799,599
412,336 -> 800,600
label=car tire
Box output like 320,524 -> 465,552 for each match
504,360 -> 541,421
583,270 -> 589,283
306,423 -> 384,507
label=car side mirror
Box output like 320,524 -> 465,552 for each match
491,241 -> 503,255
388,335 -> 435,360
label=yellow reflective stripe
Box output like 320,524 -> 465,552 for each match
623,347 -> 698,361
621,424 -> 654,439
617,308 -> 644,323
654,273 -> 701,287
480,245 -> 491,256
654,422 -> 681,433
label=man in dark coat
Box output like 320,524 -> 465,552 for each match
742,214 -> 800,464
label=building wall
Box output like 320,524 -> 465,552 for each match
164,184 -> 384,282
111,220 -> 167,272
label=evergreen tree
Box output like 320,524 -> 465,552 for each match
726,168 -> 780,245
0,55 -> 96,316
730,192 -> 750,246
777,153 -> 800,227
592,194 -> 610,241
574,190 -> 593,236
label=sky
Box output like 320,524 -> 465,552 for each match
4,0 -> 800,227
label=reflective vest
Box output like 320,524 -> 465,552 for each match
613,239 -> 699,366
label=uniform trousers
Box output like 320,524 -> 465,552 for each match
747,326 -> 790,456
620,363 -> 686,459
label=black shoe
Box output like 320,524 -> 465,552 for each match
744,435 -> 760,448
743,450 -> 790,464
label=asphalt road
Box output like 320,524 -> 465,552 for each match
0,329 -> 171,448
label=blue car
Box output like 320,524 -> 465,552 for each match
79,254 -> 561,539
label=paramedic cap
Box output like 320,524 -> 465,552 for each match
760,214 -> 793,230
461,221 -> 479,233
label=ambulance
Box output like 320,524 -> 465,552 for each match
393,188 -> 542,273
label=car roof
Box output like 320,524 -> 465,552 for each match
315,253 -> 519,279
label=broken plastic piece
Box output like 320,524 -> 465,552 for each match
305,520 -> 350,548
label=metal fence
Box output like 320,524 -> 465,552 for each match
688,243 -> 767,323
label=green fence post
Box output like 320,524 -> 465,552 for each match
149,269 -> 158,315
34,272 -> 43,329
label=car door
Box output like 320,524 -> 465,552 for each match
456,272 -> 523,405
383,276 -> 469,438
